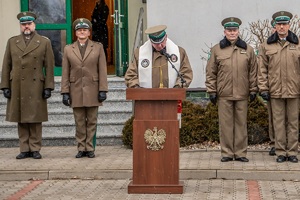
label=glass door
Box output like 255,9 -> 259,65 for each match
112,0 -> 128,76
20,0 -> 72,76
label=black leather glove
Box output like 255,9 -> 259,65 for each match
98,91 -> 107,103
209,93 -> 217,105
260,92 -> 270,101
2,88 -> 11,99
42,88 -> 51,99
62,93 -> 71,106
249,93 -> 256,102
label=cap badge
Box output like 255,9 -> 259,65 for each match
231,17 -> 234,21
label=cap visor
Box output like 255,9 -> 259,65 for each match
276,21 -> 289,24
150,35 -> 166,44
20,21 -> 33,24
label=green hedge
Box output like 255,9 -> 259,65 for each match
122,98 -> 270,148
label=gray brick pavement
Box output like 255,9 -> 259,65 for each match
2,179 -> 300,199
0,146 -> 300,181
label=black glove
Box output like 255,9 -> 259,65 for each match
98,91 -> 107,103
62,93 -> 71,106
2,88 -> 11,99
249,93 -> 256,102
260,92 -> 270,101
209,93 -> 217,105
42,88 -> 51,99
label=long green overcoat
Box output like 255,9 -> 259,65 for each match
0,33 -> 54,123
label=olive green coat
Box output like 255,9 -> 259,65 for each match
0,33 -> 54,123
61,40 -> 108,108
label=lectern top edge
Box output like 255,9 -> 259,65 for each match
126,88 -> 186,100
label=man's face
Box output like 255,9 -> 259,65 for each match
224,28 -> 239,42
75,28 -> 90,40
275,23 -> 290,38
20,22 -> 35,35
151,36 -> 167,51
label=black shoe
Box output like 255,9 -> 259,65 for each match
86,151 -> 95,158
76,151 -> 85,158
287,156 -> 298,163
221,157 -> 233,162
276,155 -> 286,163
235,157 -> 249,162
32,151 -> 42,159
16,152 -> 31,159
269,147 -> 276,156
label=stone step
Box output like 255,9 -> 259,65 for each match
0,110 -> 132,123
0,120 -> 127,138
0,76 -> 130,147
0,100 -> 132,114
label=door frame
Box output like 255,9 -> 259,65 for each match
20,0 -> 128,77
113,0 -> 129,76
20,0 -> 72,76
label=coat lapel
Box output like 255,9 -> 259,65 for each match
82,39 -> 93,61
15,35 -> 26,53
72,42 -> 83,61
23,34 -> 41,56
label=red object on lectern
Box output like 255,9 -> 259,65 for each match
126,88 -> 185,194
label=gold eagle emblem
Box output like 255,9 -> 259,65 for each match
144,127 -> 166,151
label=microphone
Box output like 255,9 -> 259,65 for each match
159,48 -> 186,87
159,49 -> 172,59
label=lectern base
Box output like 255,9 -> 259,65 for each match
128,181 -> 184,194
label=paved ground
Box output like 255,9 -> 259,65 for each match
1,146 -> 300,199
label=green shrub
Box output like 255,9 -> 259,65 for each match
122,98 -> 269,148
247,98 -> 269,144
121,115 -> 134,148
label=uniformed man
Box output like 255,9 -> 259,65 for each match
125,25 -> 193,88
258,11 -> 300,163
61,18 -> 108,158
0,11 -> 54,159
205,17 -> 258,162
267,19 -> 276,156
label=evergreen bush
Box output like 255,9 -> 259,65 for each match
122,98 -> 270,148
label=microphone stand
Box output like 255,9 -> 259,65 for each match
165,57 -> 186,88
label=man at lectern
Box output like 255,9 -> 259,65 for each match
125,25 -> 193,88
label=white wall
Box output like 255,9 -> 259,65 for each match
147,0 -> 300,88
0,0 -> 20,68
128,0 -> 147,63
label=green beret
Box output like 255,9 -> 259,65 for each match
17,11 -> 37,24
221,17 -> 242,29
272,11 -> 293,24
145,25 -> 167,44
73,18 -> 92,30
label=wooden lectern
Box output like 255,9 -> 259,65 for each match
126,88 -> 185,194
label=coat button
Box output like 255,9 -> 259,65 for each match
22,78 -> 24,80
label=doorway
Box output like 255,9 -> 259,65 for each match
72,0 -> 115,75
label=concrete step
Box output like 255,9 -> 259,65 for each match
0,76 -> 131,147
